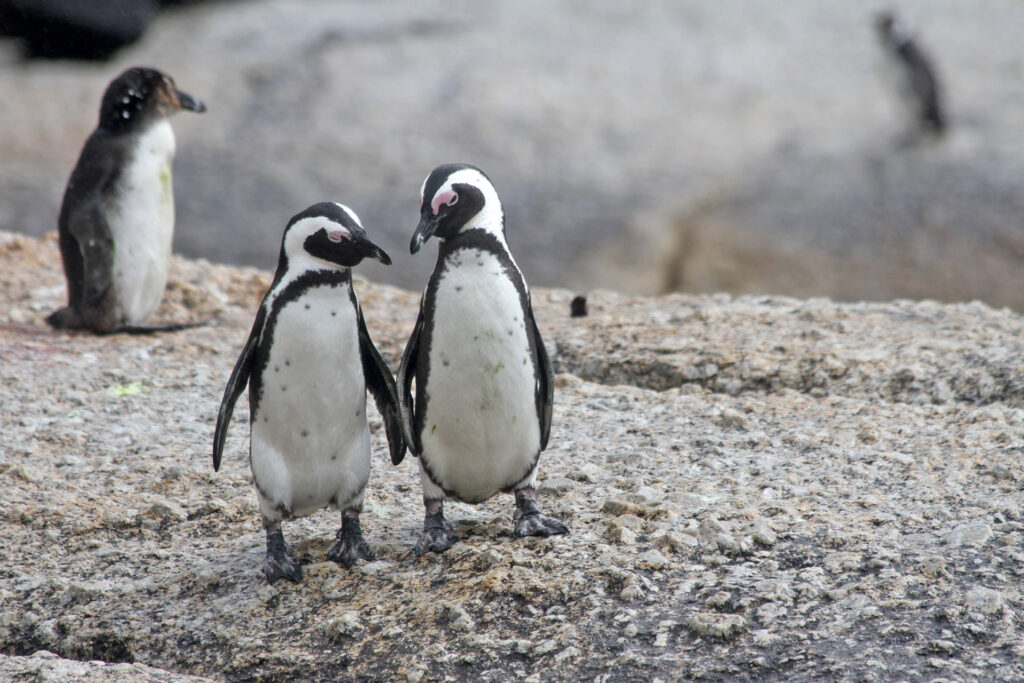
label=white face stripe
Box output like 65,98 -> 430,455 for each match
429,168 -> 505,237
279,214 -> 347,278
283,216 -> 328,259
334,202 -> 364,229
283,203 -> 364,261
437,168 -> 495,198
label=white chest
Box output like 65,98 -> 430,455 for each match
420,249 -> 540,500
110,120 -> 176,323
250,284 -> 371,516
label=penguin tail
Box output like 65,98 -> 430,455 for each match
115,319 -> 212,335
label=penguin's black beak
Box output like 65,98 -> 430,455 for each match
360,235 -> 392,266
410,213 -> 440,254
176,89 -> 207,114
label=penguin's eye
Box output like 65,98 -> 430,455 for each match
326,227 -> 350,243
431,190 -> 459,215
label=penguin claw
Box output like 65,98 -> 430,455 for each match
413,512 -> 460,556
326,533 -> 375,569
514,511 -> 569,538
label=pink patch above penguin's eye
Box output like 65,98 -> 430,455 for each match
431,190 -> 458,215
327,229 -> 350,243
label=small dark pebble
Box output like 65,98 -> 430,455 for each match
571,294 -> 588,317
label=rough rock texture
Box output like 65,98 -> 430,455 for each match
2,232 -> 1023,681
2,0 -> 1024,306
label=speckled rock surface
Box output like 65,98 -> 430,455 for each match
2,232 -> 1022,681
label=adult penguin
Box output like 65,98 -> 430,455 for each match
214,202 -> 404,582
398,163 -> 568,556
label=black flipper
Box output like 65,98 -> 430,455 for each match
396,305 -> 424,456
528,302 -> 555,450
74,203 -> 115,315
212,308 -> 264,471
356,303 -> 406,465
51,196 -> 118,332
53,130 -> 122,333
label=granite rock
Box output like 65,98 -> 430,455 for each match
1,232 -> 1022,681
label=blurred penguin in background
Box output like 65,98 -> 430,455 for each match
875,11 -> 946,142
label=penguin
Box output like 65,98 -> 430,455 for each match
47,66 -> 206,334
397,163 -> 568,556
213,202 -> 405,583
875,11 -> 945,138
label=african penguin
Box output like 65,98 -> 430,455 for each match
213,202 -> 405,583
398,163 -> 568,556
875,11 -> 945,139
47,66 -> 206,334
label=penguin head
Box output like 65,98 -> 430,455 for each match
98,67 -> 206,131
278,202 -> 392,274
411,163 -> 505,254
875,11 -> 908,46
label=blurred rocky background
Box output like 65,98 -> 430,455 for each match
2,0 -> 1023,307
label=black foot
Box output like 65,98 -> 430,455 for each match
326,515 -> 374,568
264,528 -> 303,583
413,511 -> 460,556
514,494 -> 569,538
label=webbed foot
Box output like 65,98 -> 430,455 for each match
326,513 -> 374,568
513,488 -> 569,538
264,526 -> 304,583
413,508 -> 460,556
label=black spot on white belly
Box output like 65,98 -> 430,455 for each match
331,311 -> 337,317
285,360 -> 291,366
274,365 -> 280,372
331,453 -> 338,461
281,385 -> 287,392
455,286 -> 463,292
301,429 -> 309,438
304,303 -> 311,310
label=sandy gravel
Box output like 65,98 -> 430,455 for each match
1,232 -> 1022,681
